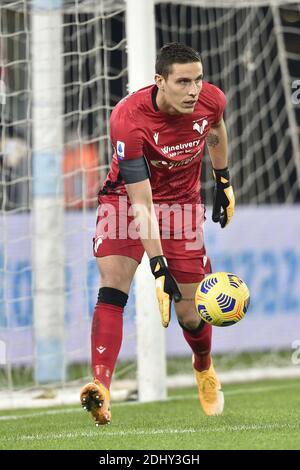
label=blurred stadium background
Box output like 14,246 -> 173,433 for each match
0,0 -> 300,410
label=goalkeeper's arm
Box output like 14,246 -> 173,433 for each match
206,118 -> 235,228
125,178 -> 182,327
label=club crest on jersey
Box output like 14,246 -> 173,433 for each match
117,141 -> 125,159
193,119 -> 208,135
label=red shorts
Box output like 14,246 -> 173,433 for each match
93,195 -> 212,283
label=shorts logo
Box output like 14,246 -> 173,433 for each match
117,141 -> 125,159
94,236 -> 103,252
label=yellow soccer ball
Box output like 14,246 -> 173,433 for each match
195,272 -> 250,327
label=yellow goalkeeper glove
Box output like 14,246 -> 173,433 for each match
212,167 -> 235,228
150,255 -> 182,328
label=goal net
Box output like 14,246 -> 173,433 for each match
0,0 -> 299,407
156,0 -> 300,203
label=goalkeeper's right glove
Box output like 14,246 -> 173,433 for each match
212,167 -> 235,228
150,255 -> 182,328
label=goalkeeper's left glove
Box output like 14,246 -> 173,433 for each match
150,255 -> 182,328
212,167 -> 235,228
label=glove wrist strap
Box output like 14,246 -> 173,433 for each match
213,167 -> 230,187
150,255 -> 168,278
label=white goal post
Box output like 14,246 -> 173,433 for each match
32,0 -> 65,384
126,0 -> 167,403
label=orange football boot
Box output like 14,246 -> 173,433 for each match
193,357 -> 224,416
80,380 -> 111,426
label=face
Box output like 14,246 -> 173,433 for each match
155,61 -> 203,115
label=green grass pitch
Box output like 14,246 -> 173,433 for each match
0,379 -> 299,450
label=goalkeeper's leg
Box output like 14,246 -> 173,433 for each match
172,275 -> 224,416
80,255 -> 139,426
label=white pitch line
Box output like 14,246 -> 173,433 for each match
172,382 -> 300,401
0,382 -> 299,423
1,422 -> 300,443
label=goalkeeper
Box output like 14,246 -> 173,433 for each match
80,43 -> 235,425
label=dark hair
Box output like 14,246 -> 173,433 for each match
155,42 -> 202,78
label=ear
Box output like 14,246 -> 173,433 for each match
155,74 -> 165,91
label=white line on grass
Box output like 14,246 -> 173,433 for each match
0,381 -> 299,423
1,422 -> 300,443
171,382 -> 300,401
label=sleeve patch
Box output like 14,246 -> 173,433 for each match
117,141 -> 125,160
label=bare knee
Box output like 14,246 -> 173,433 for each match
178,315 -> 201,331
96,256 -> 138,294
100,272 -> 128,289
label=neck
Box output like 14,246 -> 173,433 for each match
156,88 -> 180,115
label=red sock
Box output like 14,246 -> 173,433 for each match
182,322 -> 212,372
91,302 -> 123,389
